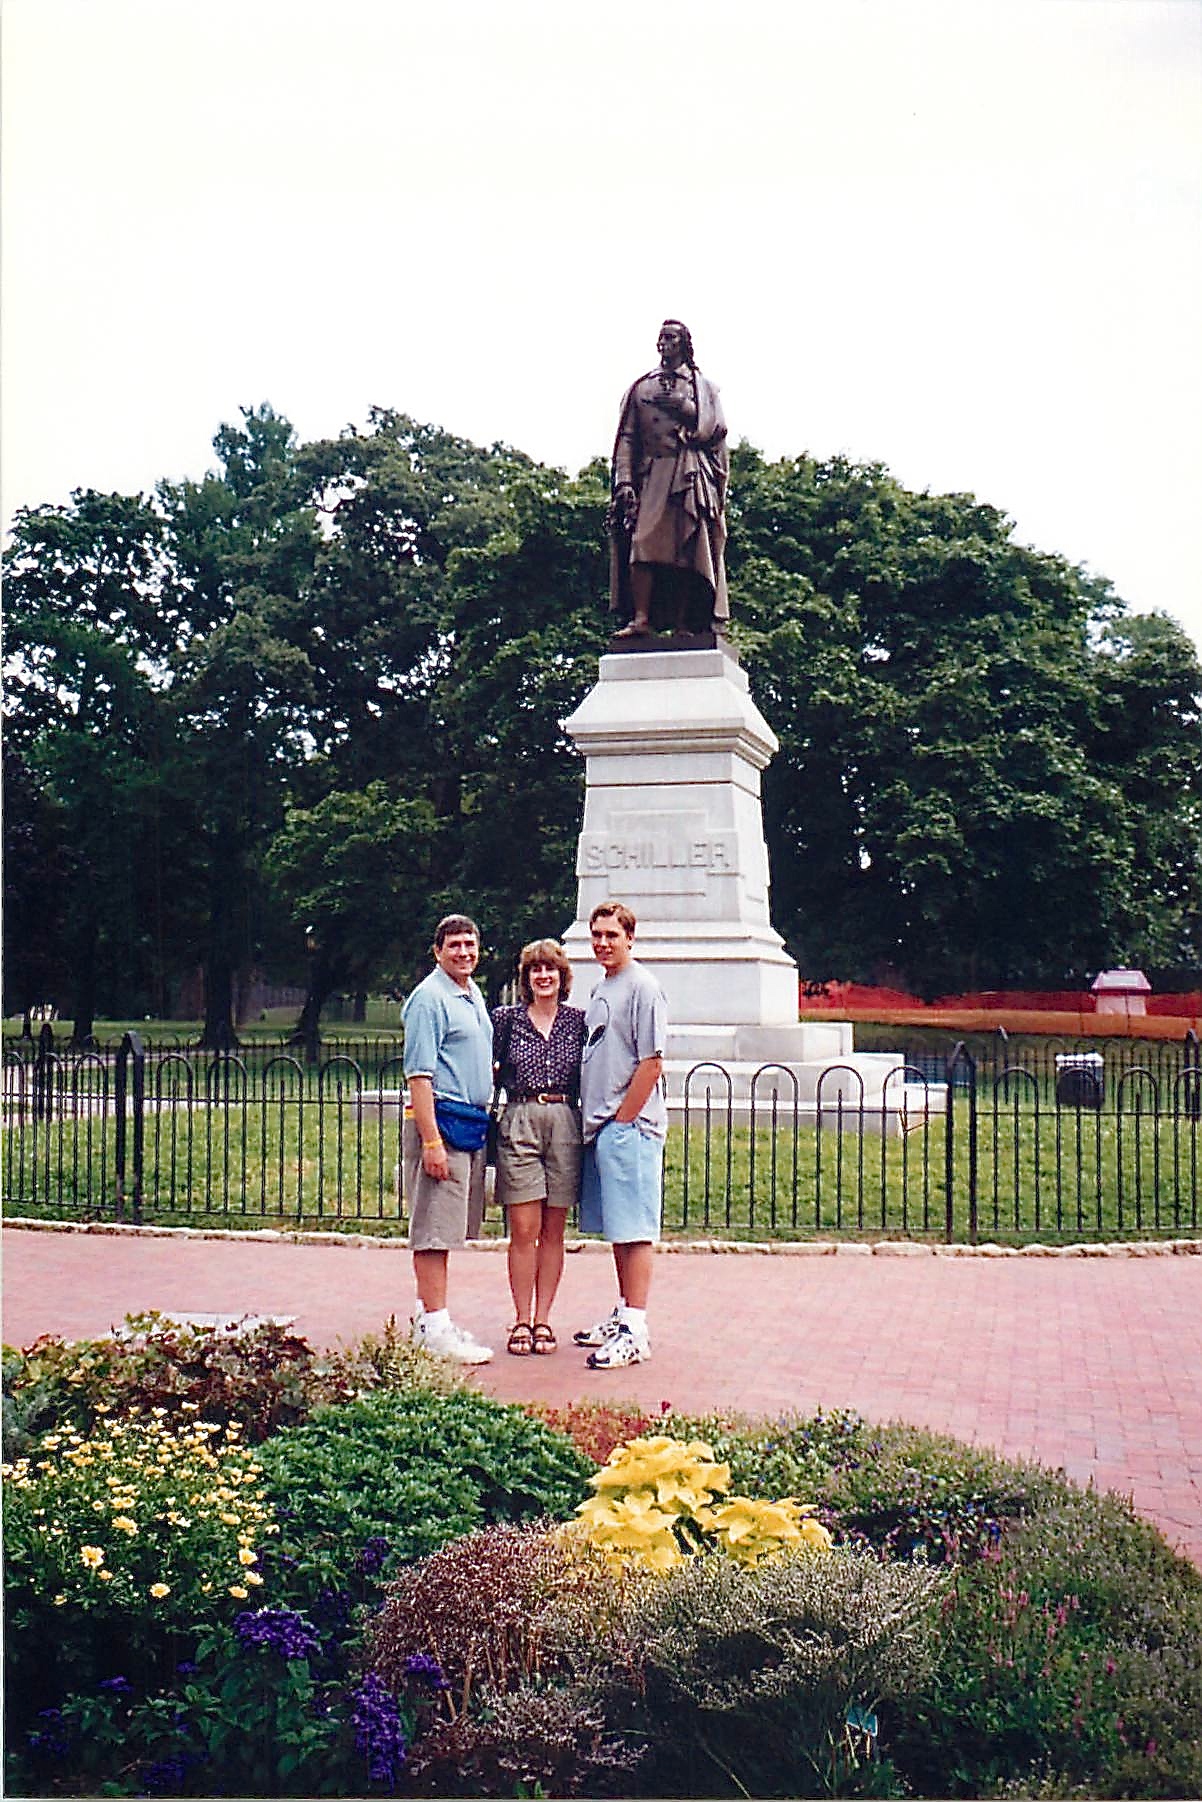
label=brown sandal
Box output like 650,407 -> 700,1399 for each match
531,1323 -> 557,1355
507,1322 -> 534,1356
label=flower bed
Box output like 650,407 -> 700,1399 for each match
4,1315 -> 1201,1797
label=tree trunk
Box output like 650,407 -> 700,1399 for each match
200,847 -> 241,1048
69,916 -> 99,1048
352,990 -> 367,1024
200,957 -> 239,1049
289,943 -> 339,1062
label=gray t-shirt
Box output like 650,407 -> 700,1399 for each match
579,960 -> 668,1143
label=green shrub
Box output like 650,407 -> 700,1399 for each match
592,1546 -> 947,1796
893,1488 -> 1202,1798
256,1390 -> 593,1608
821,1425 -> 1059,1563
676,1406 -> 871,1496
318,1314 -> 468,1401
2,1315 -> 333,1450
677,1410 -> 1056,1563
2,1313 -> 463,1459
9,1614 -> 409,1798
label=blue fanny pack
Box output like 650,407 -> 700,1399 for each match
433,1097 -> 491,1153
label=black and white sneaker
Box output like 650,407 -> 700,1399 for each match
586,1324 -> 651,1369
573,1305 -> 621,1348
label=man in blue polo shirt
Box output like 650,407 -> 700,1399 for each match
403,913 -> 494,1363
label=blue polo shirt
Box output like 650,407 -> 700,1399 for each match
402,966 -> 493,1107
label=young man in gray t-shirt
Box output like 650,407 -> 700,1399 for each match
574,901 -> 668,1368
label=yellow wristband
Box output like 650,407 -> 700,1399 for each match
421,1137 -> 442,1150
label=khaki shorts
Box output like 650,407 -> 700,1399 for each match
403,1117 -> 485,1249
495,1099 -> 582,1211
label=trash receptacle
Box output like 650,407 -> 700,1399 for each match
1055,1052 -> 1103,1109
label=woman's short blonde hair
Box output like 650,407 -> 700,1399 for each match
517,938 -> 573,1003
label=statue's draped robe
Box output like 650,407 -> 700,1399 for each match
609,365 -> 729,626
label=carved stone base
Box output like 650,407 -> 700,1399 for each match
561,648 -> 910,1124
605,628 -> 732,656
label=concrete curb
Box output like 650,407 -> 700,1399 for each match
4,1218 -> 1200,1258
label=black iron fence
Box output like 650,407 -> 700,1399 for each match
3,1029 -> 1199,1243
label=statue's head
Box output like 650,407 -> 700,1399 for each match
658,319 -> 695,366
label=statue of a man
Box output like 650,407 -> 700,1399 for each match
609,320 -> 729,638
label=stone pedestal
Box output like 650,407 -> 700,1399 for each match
561,648 -> 922,1127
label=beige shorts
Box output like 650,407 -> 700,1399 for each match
495,1099 -> 583,1211
403,1117 -> 485,1250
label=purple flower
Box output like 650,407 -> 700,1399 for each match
28,1707 -> 70,1761
350,1673 -> 407,1790
99,1675 -> 133,1695
140,1752 -> 189,1794
358,1534 -> 392,1575
233,1608 -> 321,1661
403,1651 -> 450,1691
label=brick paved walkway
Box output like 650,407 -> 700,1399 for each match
4,1225 -> 1200,1567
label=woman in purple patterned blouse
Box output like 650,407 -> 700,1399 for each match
491,940 -> 587,1354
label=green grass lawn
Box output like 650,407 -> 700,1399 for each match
5,1018 -> 1197,1241
5,1086 -> 1198,1244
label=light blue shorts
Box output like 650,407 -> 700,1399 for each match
579,1120 -> 664,1244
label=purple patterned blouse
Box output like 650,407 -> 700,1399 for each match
490,1004 -> 587,1099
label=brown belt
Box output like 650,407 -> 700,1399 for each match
509,1092 -> 573,1105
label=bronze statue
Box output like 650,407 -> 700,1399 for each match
608,320 -> 729,639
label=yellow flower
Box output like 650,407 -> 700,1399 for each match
238,1548 -> 258,1566
588,1436 -> 731,1512
244,1570 -> 264,1587
53,1593 -> 67,1606
228,1584 -> 248,1600
149,1582 -> 171,1599
112,1516 -> 138,1535
220,1512 -> 241,1526
98,1570 -> 113,1582
798,1515 -> 834,1552
80,1545 -> 105,1569
576,1491 -> 683,1569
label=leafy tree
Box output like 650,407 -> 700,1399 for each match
160,405 -> 323,1044
285,419 -> 608,997
1089,610 -> 1202,981
1,744 -> 69,1034
5,415 -> 1197,1026
727,448 -> 1202,992
263,781 -> 440,1047
1,491 -> 185,1039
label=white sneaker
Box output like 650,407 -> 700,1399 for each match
412,1312 -> 494,1365
572,1306 -> 622,1348
586,1324 -> 651,1369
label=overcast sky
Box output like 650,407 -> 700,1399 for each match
4,0 -> 1201,650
